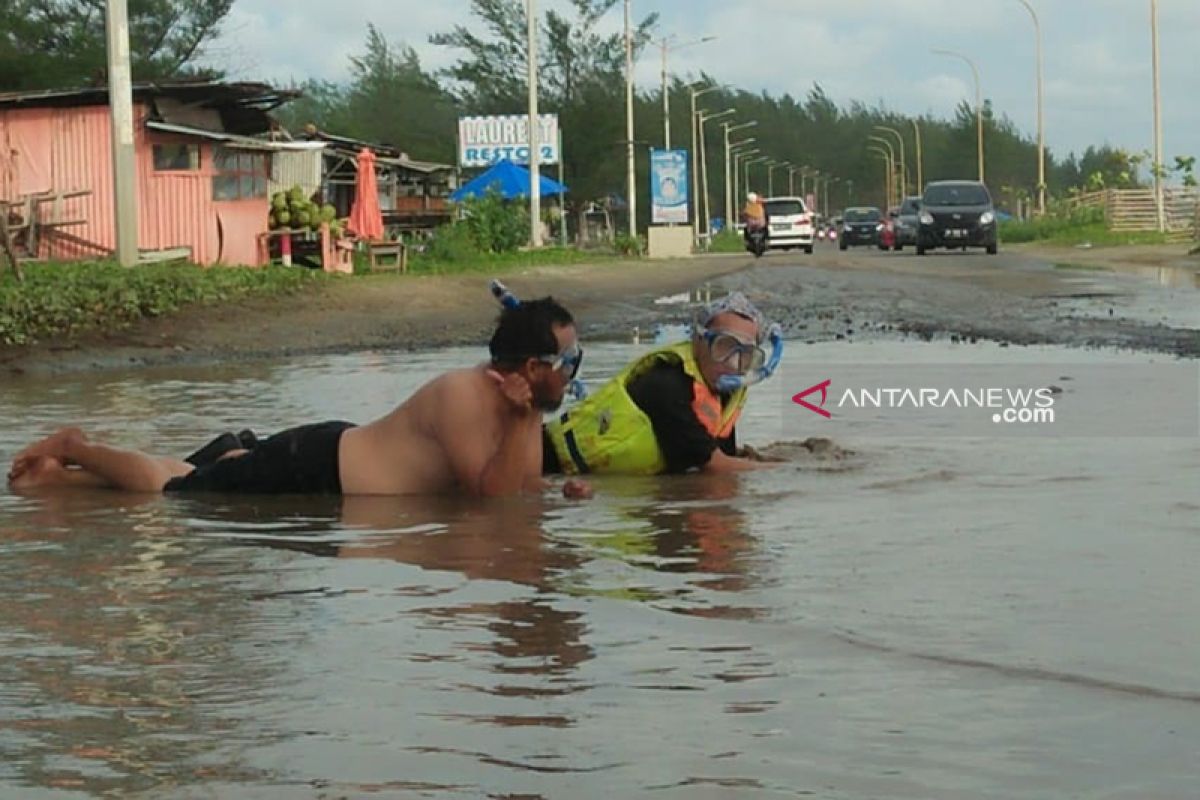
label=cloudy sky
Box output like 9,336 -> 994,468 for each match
204,0 -> 1200,173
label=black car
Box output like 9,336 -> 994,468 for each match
891,195 -> 922,250
839,206 -> 882,250
916,180 -> 998,255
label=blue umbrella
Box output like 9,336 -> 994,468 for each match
452,158 -> 568,203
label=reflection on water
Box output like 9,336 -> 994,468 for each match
1,341 -> 1199,797
1130,264 -> 1200,290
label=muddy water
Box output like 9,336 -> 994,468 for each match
1,341 -> 1198,798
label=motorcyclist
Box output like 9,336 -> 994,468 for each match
741,192 -> 768,251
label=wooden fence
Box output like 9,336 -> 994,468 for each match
1067,188 -> 1199,242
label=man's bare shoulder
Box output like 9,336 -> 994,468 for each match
420,366 -> 499,416
425,366 -> 490,396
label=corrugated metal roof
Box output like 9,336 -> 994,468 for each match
146,121 -> 326,152
0,81 -> 298,110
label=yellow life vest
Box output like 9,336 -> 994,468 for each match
544,340 -> 748,475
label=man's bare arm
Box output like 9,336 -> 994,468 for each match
703,447 -> 768,473
439,373 -> 542,498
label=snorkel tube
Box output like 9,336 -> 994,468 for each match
489,280 -> 587,400
714,322 -> 784,395
490,279 -> 521,311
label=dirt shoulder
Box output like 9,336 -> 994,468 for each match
1012,242 -> 1199,273
1,255 -> 752,377
4,243 -> 1196,378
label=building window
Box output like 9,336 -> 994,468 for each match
212,145 -> 269,201
153,143 -> 200,171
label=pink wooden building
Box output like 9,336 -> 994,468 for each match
0,82 -> 318,266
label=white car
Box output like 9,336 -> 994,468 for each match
763,196 -> 815,254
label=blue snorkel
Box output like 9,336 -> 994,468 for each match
713,322 -> 784,394
489,280 -> 588,400
490,279 -> 521,311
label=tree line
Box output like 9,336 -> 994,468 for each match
4,0 -> 1189,227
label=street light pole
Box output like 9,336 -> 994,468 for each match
657,36 -> 716,150
1014,0 -> 1045,215
933,48 -> 984,183
869,149 -> 891,208
688,82 -> 719,244
696,108 -> 733,240
722,120 -> 757,230
868,135 -> 896,205
766,160 -> 784,196
104,0 -> 138,266
1150,0 -> 1166,233
744,156 -> 768,197
911,118 -> 924,195
526,0 -> 542,247
624,0 -> 636,238
874,125 -> 907,199
660,39 -> 670,149
732,147 -> 759,213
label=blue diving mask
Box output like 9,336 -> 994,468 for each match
701,322 -> 784,394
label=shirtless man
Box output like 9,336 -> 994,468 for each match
7,297 -> 592,499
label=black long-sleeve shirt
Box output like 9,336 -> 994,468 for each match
543,361 -> 735,474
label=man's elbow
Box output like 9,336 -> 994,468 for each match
471,472 -> 525,498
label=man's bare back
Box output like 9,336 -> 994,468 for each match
339,366 -> 544,495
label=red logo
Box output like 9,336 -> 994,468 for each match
792,379 -> 832,418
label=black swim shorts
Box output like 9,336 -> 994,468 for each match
164,421 -> 356,495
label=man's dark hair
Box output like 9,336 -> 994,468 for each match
489,297 -> 574,368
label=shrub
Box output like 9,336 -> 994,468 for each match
0,261 -> 322,346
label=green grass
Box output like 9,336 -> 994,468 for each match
1000,205 -> 1171,247
1002,220 -> 1170,247
0,244 -> 637,346
407,245 -> 623,275
0,260 -> 326,346
708,230 -> 744,253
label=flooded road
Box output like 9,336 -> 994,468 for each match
1,341 -> 1198,798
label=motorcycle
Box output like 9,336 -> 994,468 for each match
744,225 -> 768,258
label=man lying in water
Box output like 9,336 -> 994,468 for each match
7,296 -> 592,500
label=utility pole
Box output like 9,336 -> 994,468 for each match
1150,0 -> 1166,233
660,39 -> 670,149
527,0 -> 542,247
911,118 -> 924,195
624,0 -> 636,238
1015,0 -> 1046,215
104,0 -> 138,266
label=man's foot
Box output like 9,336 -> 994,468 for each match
7,455 -> 71,491
8,427 -> 86,481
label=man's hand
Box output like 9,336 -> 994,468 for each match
737,444 -> 787,463
486,369 -> 535,416
562,478 -> 594,500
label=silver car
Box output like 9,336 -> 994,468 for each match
891,195 -> 922,250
